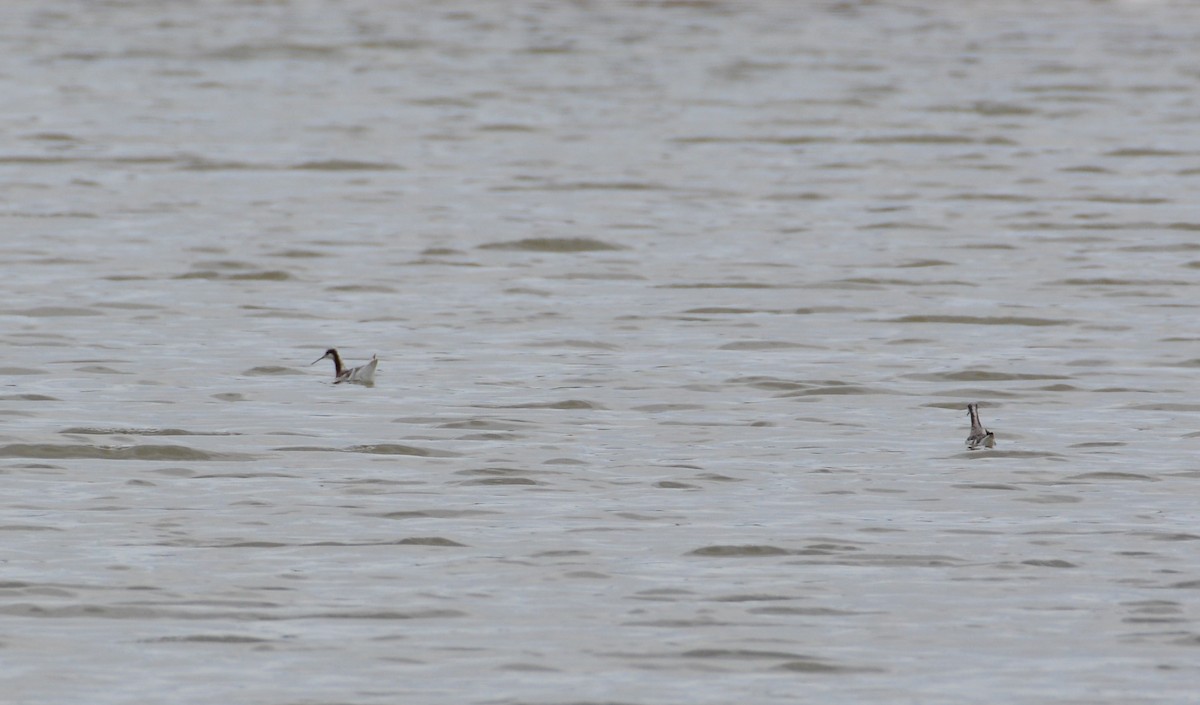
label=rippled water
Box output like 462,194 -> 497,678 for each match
3,2 -> 1200,703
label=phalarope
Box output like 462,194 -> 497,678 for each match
312,348 -> 378,385
965,402 -> 995,449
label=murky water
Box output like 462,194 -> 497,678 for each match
3,2 -> 1200,703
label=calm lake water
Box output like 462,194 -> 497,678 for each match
3,2 -> 1199,703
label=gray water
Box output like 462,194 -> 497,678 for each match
2,2 -> 1199,703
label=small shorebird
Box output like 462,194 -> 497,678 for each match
312,348 -> 378,385
965,402 -> 995,450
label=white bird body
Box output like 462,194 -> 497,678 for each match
312,348 -> 377,385
965,402 -> 995,449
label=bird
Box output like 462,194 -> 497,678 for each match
311,348 -> 378,385
965,402 -> 995,449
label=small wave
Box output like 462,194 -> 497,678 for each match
719,341 -> 812,350
344,444 -> 459,457
0,444 -> 245,461
906,371 -> 1066,382
855,133 -> 980,144
459,477 -> 540,486
179,158 -> 263,171
1103,148 -> 1185,157
374,510 -> 497,520
774,660 -> 882,674
205,42 -> 342,60
437,419 -> 531,431
683,648 -> 812,661
61,427 -> 239,436
660,282 -> 782,289
841,277 -> 972,286
393,537 -> 467,547
725,376 -> 829,390
243,366 -> 305,376
477,237 -> 624,252
268,249 -> 328,258
897,259 -> 954,267
490,399 -> 604,410
228,270 -> 292,281
784,385 -> 894,396
495,180 -> 666,192
961,450 -> 1063,458
291,159 -> 401,171
143,635 -> 271,644
684,307 -> 768,314
634,403 -> 706,412
749,606 -> 866,616
944,192 -> 1035,202
477,123 -> 538,132
525,339 -> 620,350
689,545 -> 791,557
326,284 -> 397,293
9,306 -> 101,317
674,135 -> 834,146
175,270 -> 293,281
1066,472 -> 1157,482
887,315 -> 1071,326
1053,277 -> 1187,286
1015,494 -> 1083,505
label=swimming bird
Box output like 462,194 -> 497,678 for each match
312,348 -> 378,385
965,402 -> 995,449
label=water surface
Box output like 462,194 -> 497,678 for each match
2,2 -> 1199,703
